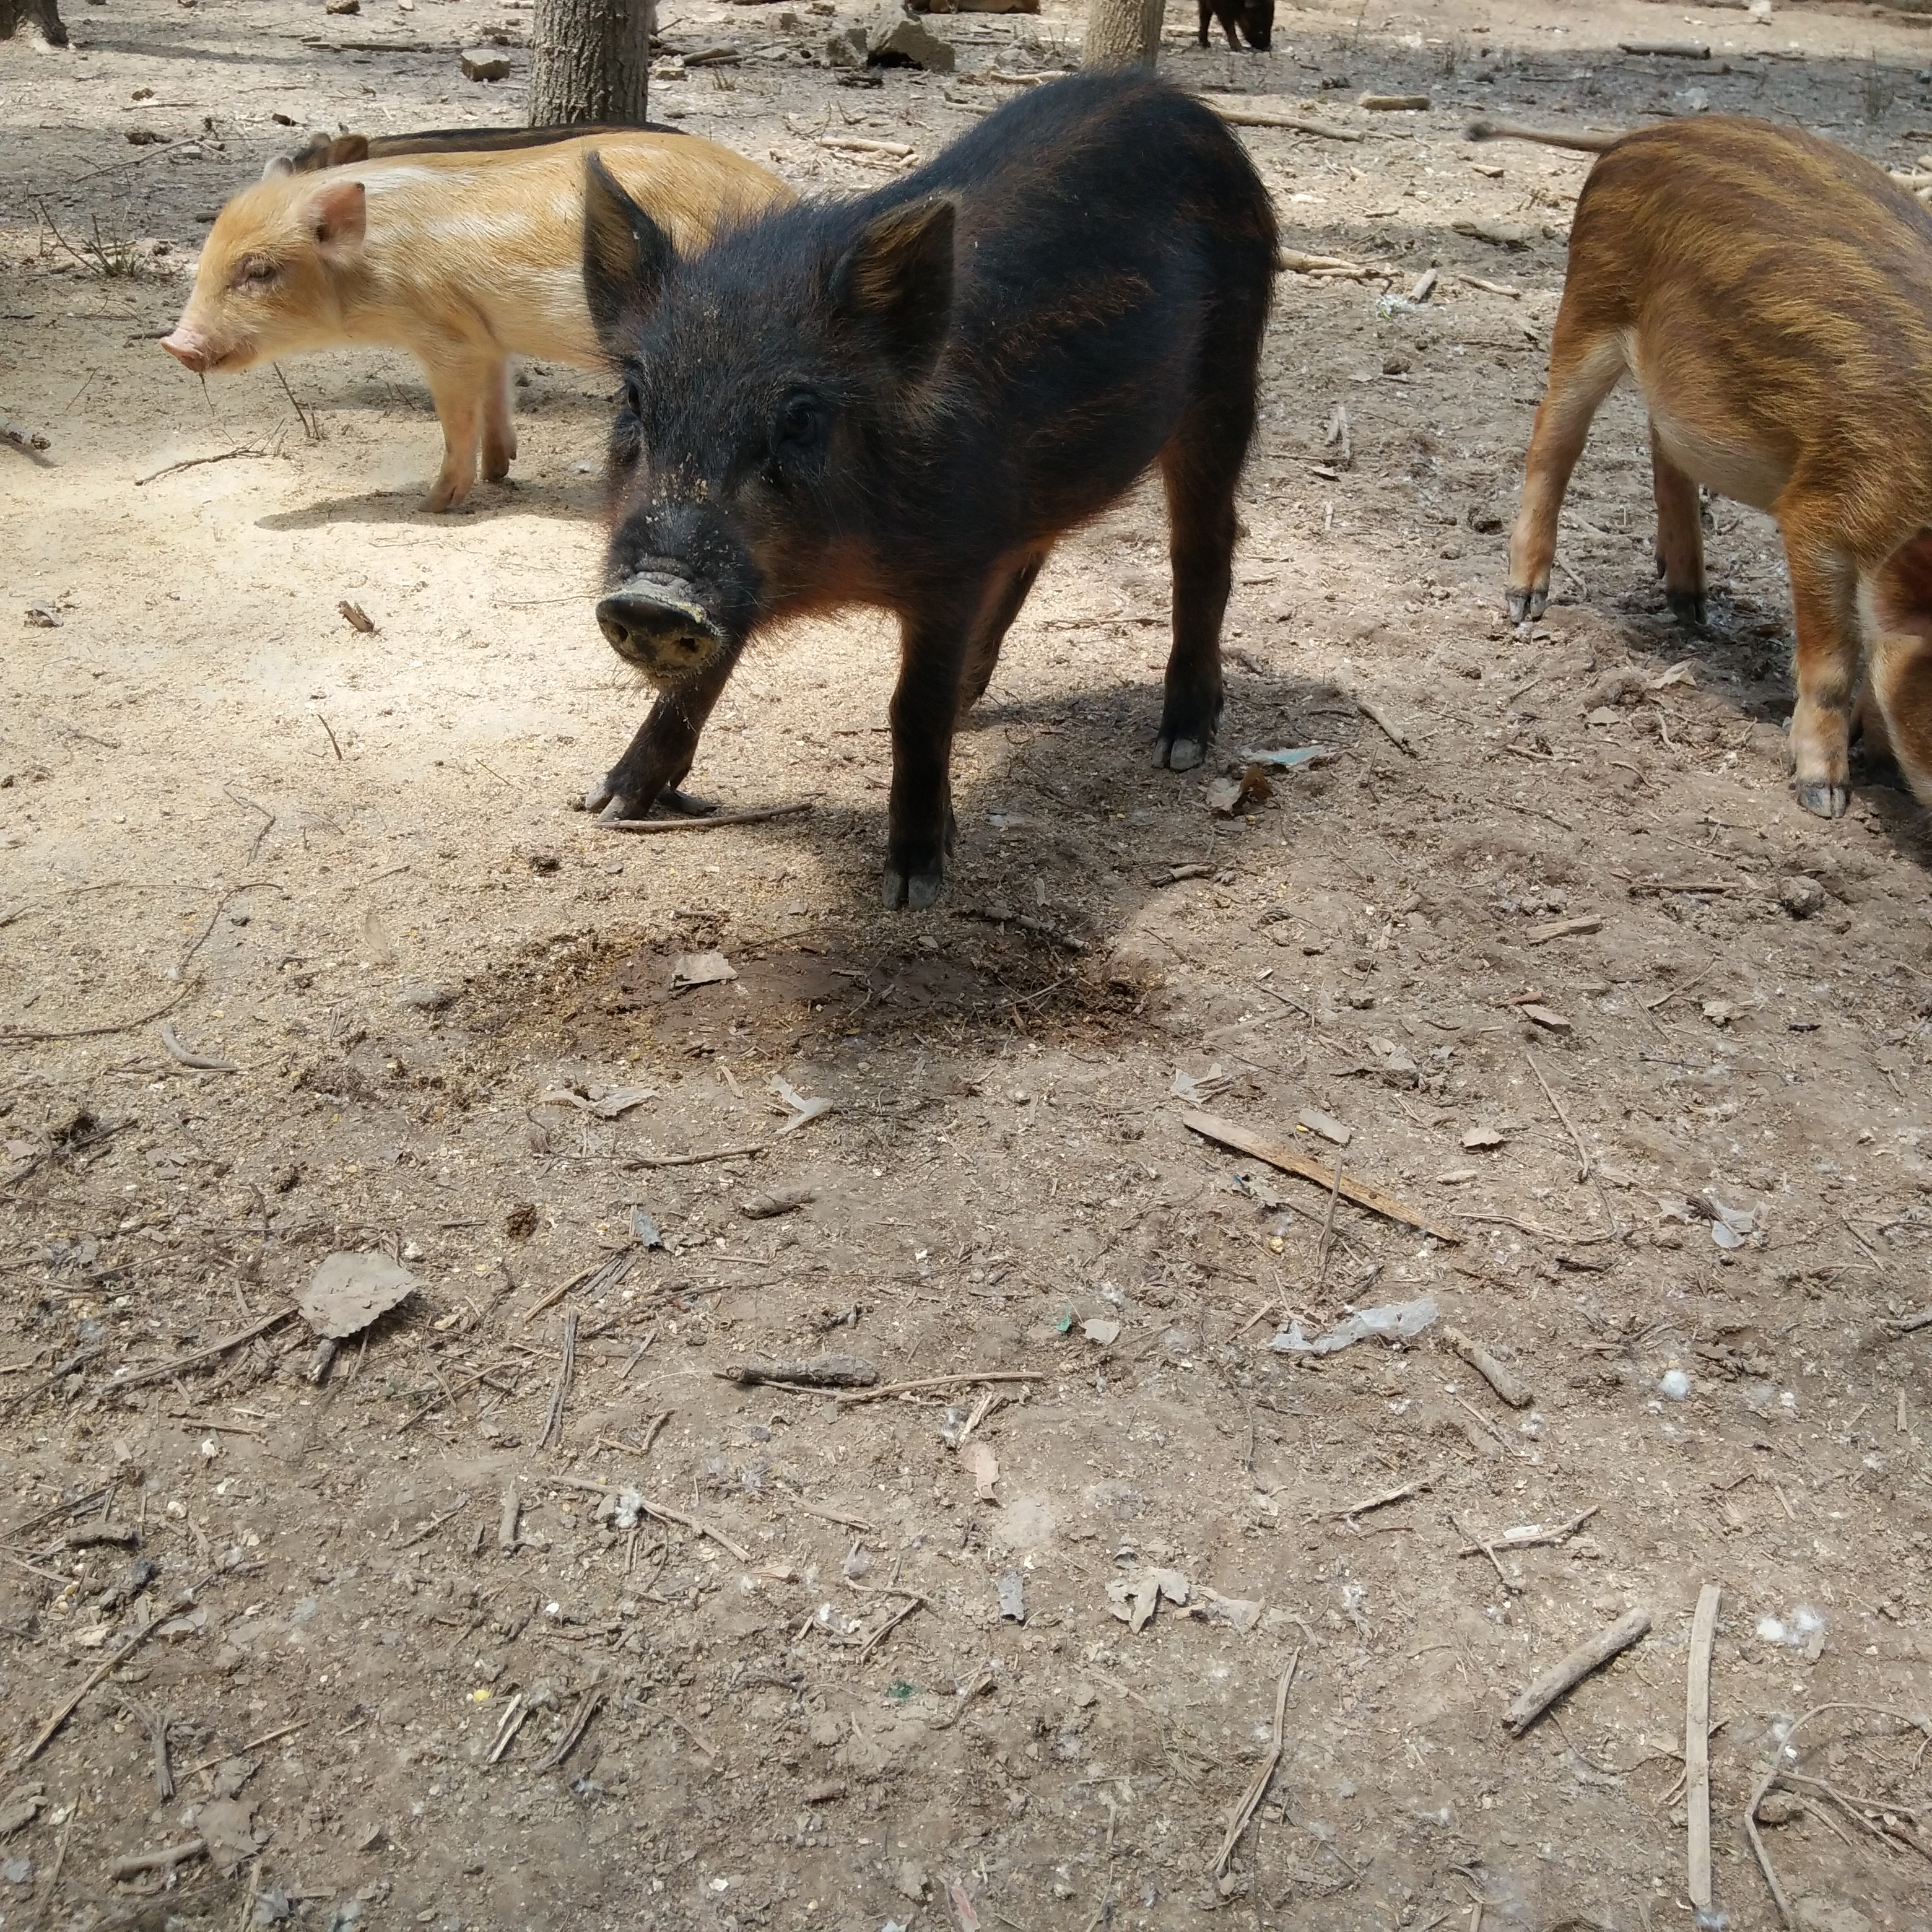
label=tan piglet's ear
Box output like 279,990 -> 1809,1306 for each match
308,178 -> 368,251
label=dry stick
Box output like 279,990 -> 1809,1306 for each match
1313,1158 -> 1346,1297
108,1838 -> 206,1880
857,1596 -> 923,1663
835,1370 -> 1038,1408
1453,1504 -> 1600,1560
182,1721 -> 303,1777
158,1022 -> 237,1073
497,1485 -> 521,1554
1686,1583 -> 1721,1912
17,1597 -> 188,1765
1357,697 -> 1414,755
545,1473 -> 751,1562
1212,102 -> 1362,139
534,1685 -> 605,1773
624,1138 -> 778,1169
111,1308 -> 296,1393
780,1488 -> 875,1533
1526,1050 -> 1619,1238
485,1693 -> 528,1764
1211,1653 -> 1299,1878
1328,1476 -> 1431,1521
1747,1704 -> 1932,1928
1885,1305 -> 1932,1336
598,801 -> 814,835
133,446 -> 263,488
1503,1608 -> 1652,1736
537,1313 -> 577,1450
1440,1325 -> 1534,1409
1180,1110 -> 1461,1242
0,978 -> 194,1047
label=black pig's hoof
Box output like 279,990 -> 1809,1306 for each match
1795,780 -> 1850,819
882,865 -> 946,911
1157,733 -> 1207,772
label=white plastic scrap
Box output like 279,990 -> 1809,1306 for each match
1756,1606 -> 1825,1649
1659,1369 -> 1692,1401
1271,1295 -> 1438,1355
770,1076 -> 833,1134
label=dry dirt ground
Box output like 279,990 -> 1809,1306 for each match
6,0 -> 1932,1927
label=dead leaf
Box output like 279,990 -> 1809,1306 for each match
587,1085 -> 655,1119
670,950 -> 737,991
337,601 -> 376,634
196,1797 -> 261,1875
1462,1124 -> 1505,1150
298,1251 -> 417,1340
959,1440 -> 998,1502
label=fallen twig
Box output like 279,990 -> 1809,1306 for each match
546,1473 -> 751,1562
536,1312 -> 577,1450
1216,103 -> 1362,139
1327,1476 -> 1430,1521
1211,1653 -> 1299,1877
719,1355 -> 878,1390
133,445 -> 264,488
158,1022 -> 238,1073
1503,1607 -> 1651,1736
1454,1504 -> 1599,1561
1747,1703 -> 1932,1928
835,1370 -> 1038,1407
1884,1305 -> 1932,1336
857,1595 -> 923,1663
111,1307 -> 296,1393
1357,697 -> 1414,754
1180,1110 -> 1461,1242
1687,1582 -> 1721,1912
524,1251 -> 632,1324
0,978 -> 195,1046
598,801 -> 814,835
17,1596 -> 188,1765
534,1684 -> 604,1772
108,1837 -> 205,1881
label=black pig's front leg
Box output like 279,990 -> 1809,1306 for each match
883,601 -> 975,911
583,648 -> 739,823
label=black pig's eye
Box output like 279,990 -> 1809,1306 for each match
774,391 -> 823,450
621,370 -> 645,421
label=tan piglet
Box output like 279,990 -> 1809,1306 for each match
163,133 -> 793,510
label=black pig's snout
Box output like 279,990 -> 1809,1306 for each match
595,574 -> 724,683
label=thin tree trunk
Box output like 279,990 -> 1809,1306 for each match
0,0 -> 70,46
1082,0 -> 1162,70
530,0 -> 651,126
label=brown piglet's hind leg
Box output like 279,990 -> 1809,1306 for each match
1777,508 -> 1864,817
1860,538 -> 1932,806
1650,428 -> 1707,629
1507,321 -> 1625,628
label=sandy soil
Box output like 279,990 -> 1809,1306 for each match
4,1 -> 1932,1928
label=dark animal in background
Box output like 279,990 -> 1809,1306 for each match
1198,0 -> 1273,52
583,71 -> 1278,909
1474,114 -> 1932,819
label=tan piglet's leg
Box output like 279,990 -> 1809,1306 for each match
480,359 -> 517,485
422,356 -> 490,511
1862,630 -> 1932,807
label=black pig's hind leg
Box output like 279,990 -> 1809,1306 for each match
583,649 -> 739,824
957,550 -> 1046,719
1155,406 -> 1249,770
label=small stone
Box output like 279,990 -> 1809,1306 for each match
397,983 -> 455,1011
1778,874 -> 1826,919
461,47 -> 511,79
866,8 -> 954,69
323,0 -> 358,12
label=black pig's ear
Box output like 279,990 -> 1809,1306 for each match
583,152 -> 674,357
830,197 -> 955,385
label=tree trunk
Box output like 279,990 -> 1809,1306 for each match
1082,0 -> 1161,70
530,0 -> 651,126
0,0 -> 70,46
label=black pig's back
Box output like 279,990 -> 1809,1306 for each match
900,73 -> 1277,520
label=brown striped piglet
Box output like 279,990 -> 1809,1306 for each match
1474,114 -> 1932,819
162,132 -> 793,510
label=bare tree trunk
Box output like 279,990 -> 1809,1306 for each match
1082,0 -> 1162,70
0,0 -> 70,46
531,0 -> 651,125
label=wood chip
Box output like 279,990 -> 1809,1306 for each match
1297,1105 -> 1351,1147
1519,1004 -> 1572,1032
1503,1607 -> 1651,1735
1359,92 -> 1429,110
1441,1325 -> 1534,1409
1180,1109 -> 1460,1242
1523,913 -> 1602,946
